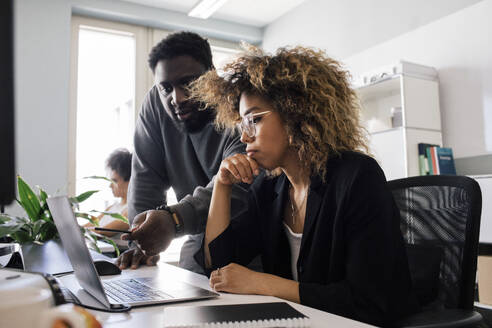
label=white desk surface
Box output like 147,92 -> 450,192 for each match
59,263 -> 374,328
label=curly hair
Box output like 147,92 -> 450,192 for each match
190,45 -> 368,179
106,148 -> 132,182
148,31 -> 213,73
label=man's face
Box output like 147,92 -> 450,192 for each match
154,55 -> 212,132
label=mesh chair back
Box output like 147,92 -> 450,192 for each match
388,175 -> 481,310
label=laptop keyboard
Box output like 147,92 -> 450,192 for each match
103,278 -> 174,304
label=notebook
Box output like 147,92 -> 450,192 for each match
163,302 -> 310,327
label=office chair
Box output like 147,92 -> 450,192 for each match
388,175 -> 483,328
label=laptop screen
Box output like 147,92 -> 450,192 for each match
47,196 -> 111,308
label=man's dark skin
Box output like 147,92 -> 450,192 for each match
116,55 -> 210,269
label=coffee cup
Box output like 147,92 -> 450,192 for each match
0,287 -> 92,328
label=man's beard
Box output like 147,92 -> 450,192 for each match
173,108 -> 215,133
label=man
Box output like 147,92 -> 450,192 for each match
116,31 -> 246,273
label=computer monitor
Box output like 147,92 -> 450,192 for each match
0,0 -> 16,207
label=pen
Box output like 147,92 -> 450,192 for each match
92,227 -> 146,256
93,227 -> 132,234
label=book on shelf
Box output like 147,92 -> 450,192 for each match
163,302 -> 310,328
418,143 -> 439,175
424,146 -> 457,175
427,146 -> 438,175
435,147 -> 457,175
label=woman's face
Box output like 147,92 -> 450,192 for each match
239,92 -> 290,170
109,170 -> 129,199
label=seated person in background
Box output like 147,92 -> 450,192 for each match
190,46 -> 419,326
85,148 -> 131,249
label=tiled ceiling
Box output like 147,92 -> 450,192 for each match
118,0 -> 309,27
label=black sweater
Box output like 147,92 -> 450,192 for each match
201,152 -> 419,327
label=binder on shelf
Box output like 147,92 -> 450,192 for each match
424,146 -> 457,175
418,143 -> 439,175
163,302 -> 310,328
434,147 -> 457,175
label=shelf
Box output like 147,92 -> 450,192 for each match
356,76 -> 401,102
369,126 -> 404,135
355,62 -> 441,180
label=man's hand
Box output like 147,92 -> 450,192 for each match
116,247 -> 160,270
121,209 -> 176,257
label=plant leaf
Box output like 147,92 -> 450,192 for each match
0,214 -> 10,224
11,229 -> 33,243
102,237 -> 120,257
40,207 -> 53,222
89,210 -> 128,224
38,221 -> 58,241
83,175 -> 114,183
85,231 -> 101,253
17,176 -> 42,222
37,186 -> 49,203
71,190 -> 99,204
32,220 -> 45,239
0,214 -> 29,225
86,239 -> 100,253
0,222 -> 24,238
75,212 -> 99,226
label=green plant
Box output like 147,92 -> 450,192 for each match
0,176 -> 128,256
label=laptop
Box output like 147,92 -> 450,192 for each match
47,196 -> 219,310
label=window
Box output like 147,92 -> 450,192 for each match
75,26 -> 135,212
70,16 -> 149,212
70,17 -> 239,263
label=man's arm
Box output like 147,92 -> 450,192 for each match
124,122 -> 248,267
170,128 -> 248,234
128,89 -> 169,222
117,89 -> 171,270
169,176 -> 248,235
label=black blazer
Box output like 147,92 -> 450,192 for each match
201,152 -> 419,326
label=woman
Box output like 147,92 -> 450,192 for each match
85,148 -> 131,249
190,46 -> 418,326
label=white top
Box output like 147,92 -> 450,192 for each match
99,202 -> 128,247
283,222 -> 303,282
99,202 -> 127,226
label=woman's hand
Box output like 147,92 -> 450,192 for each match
217,154 -> 260,186
209,263 -> 301,303
209,263 -> 263,295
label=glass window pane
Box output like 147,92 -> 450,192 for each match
75,27 -> 135,213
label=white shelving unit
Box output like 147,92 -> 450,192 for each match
354,62 -> 442,180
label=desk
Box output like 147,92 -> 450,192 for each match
59,263 -> 374,327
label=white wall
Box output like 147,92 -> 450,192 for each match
262,0 -> 483,58
10,0 -> 261,214
344,0 -> 492,159
14,0 -> 72,203
262,0 -> 492,160
72,0 -> 262,44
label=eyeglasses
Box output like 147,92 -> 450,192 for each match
238,111 -> 271,138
